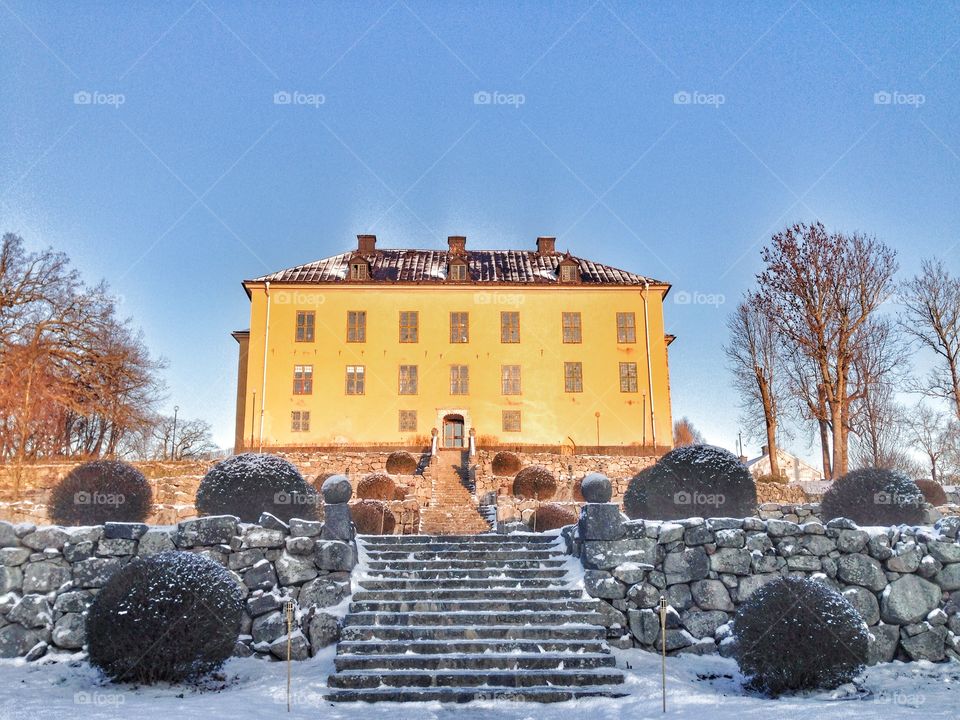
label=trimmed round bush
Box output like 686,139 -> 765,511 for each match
528,503 -> 577,532
49,460 -> 153,526
350,500 -> 396,534
623,445 -> 756,520
916,479 -> 948,507
732,576 -> 869,695
491,451 -> 522,476
87,551 -> 243,684
384,451 -> 418,474
821,467 -> 925,526
356,472 -> 396,501
196,453 -> 319,523
512,466 -> 557,500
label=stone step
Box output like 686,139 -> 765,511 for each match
360,534 -> 556,544
333,652 -> 616,671
328,668 -> 625,690
340,624 -> 607,642
343,611 -> 607,627
336,639 -> 610,655
351,588 -> 582,602
366,559 -> 567,571
349,598 -> 598,614
325,686 -> 627,703
365,550 -> 563,561
358,575 -> 566,590
363,541 -> 558,553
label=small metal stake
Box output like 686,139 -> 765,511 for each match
659,596 -> 667,713
285,600 -> 294,712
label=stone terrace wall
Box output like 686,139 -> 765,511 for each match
0,514 -> 358,661
0,455 -> 428,530
475,451 -> 657,502
568,505 -> 960,665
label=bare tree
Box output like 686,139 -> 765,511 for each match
673,417 -> 705,447
900,258 -> 960,421
725,296 -> 784,478
756,222 -> 898,478
0,234 -> 165,460
151,416 -> 217,460
906,404 -> 960,483
847,316 -> 910,470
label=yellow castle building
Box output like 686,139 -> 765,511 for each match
232,234 -> 674,455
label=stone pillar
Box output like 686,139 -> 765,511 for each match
577,472 -> 625,541
319,474 -> 356,542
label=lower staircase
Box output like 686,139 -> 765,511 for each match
326,534 -> 626,702
419,449 -> 490,535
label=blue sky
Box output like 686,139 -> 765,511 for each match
2,1 -> 958,458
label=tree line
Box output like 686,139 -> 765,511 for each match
0,233 -> 216,462
725,222 -> 960,483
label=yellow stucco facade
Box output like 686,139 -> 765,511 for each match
233,236 -> 674,454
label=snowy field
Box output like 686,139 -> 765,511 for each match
0,646 -> 957,720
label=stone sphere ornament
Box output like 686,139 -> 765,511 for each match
321,474 -> 353,504
580,472 -> 613,503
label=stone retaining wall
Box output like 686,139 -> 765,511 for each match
0,512 -> 359,661
568,504 -> 960,665
475,451 -> 657,502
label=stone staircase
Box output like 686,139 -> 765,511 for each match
419,449 -> 490,535
326,534 -> 626,702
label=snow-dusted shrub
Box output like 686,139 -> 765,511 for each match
49,460 -> 152,525
356,472 -> 396,501
87,551 -> 243,684
528,503 -> 577,532
732,576 -> 869,695
821,467 -> 924,526
350,500 -> 396,534
624,445 -> 756,520
384,451 -> 418,475
195,453 -> 318,523
512,466 -> 557,500
491,451 -> 522,476
916,479 -> 948,507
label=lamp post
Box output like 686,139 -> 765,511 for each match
171,405 -> 179,461
594,411 -> 600,449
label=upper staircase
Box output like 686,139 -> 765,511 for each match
419,448 -> 490,535
326,534 -> 627,702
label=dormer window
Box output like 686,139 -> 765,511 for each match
350,261 -> 369,280
449,261 -> 468,281
559,259 -> 580,283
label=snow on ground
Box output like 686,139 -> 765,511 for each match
0,647 -> 957,720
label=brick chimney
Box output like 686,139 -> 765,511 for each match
448,235 -> 466,255
536,236 -> 556,254
357,234 -> 377,253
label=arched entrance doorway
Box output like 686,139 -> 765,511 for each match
442,414 -> 465,449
